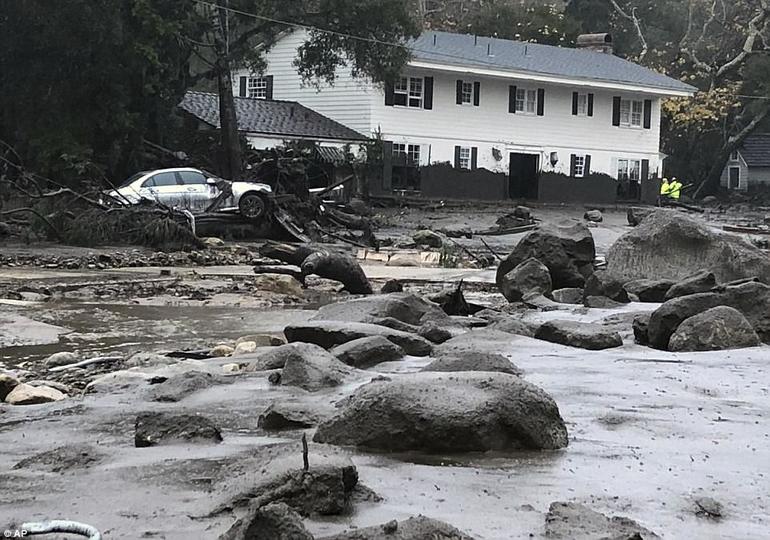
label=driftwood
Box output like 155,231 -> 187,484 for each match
259,242 -> 318,267
301,251 -> 372,294
48,355 -> 123,372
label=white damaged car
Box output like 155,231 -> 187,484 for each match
104,167 -> 273,219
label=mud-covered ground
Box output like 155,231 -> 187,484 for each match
1,203 -> 769,538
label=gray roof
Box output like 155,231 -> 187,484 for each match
179,91 -> 368,142
410,31 -> 695,94
740,133 -> 770,167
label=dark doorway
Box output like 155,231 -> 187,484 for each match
509,153 -> 540,199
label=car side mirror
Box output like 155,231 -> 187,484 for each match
206,177 -> 217,185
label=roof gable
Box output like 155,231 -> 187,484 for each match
179,91 -> 368,142
739,133 -> 770,168
409,31 -> 695,95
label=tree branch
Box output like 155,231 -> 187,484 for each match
608,0 -> 648,61
714,5 -> 769,80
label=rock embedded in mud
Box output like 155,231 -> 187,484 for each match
318,515 -> 476,540
246,342 -> 326,372
668,306 -> 760,352
535,320 -> 623,350
279,343 -> 353,391
4,383 -> 66,405
544,501 -> 660,539
147,371 -> 229,402
44,351 -> 79,368
13,443 -> 102,473
584,209 -> 603,222
314,372 -> 568,451
312,293 -> 449,327
380,279 -> 403,293
647,281 -> 770,349
258,402 -> 322,430
664,269 -> 717,300
552,288 -> 584,305
413,229 -> 444,248
301,251 -> 372,295
236,334 -> 284,347
253,273 -> 304,296
285,321 -> 432,357
331,336 -> 403,368
694,496 -> 724,519
0,373 -> 20,401
420,352 -> 522,376
500,257 -> 552,302
583,295 -> 625,309
583,271 -> 630,304
623,278 -> 675,303
210,344 -> 235,357
433,329 -> 518,357
134,412 -> 223,447
417,322 -> 453,344
632,313 -> 651,345
233,340 -> 258,355
219,502 -> 313,540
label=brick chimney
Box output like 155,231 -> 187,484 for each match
576,33 -> 613,54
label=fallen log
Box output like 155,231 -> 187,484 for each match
301,251 -> 372,294
722,224 -> 770,235
48,355 -> 123,372
259,242 -> 317,267
473,223 -> 538,236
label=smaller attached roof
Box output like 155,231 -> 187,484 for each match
739,133 -> 770,167
179,91 -> 368,142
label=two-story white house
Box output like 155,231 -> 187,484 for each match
232,30 -> 695,201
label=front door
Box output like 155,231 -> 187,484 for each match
509,153 -> 540,199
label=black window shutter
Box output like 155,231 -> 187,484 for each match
471,147 -> 478,170
508,86 -> 517,114
584,155 -> 591,176
643,99 -> 652,129
265,75 -> 274,100
588,93 -> 594,117
572,92 -> 579,116
423,77 -> 433,110
456,80 -> 463,104
570,154 -> 577,177
382,141 -> 393,191
641,159 -> 650,180
384,82 -> 395,106
537,88 -> 545,116
239,76 -> 247,97
473,82 -> 480,106
612,96 -> 621,126
454,146 -> 461,168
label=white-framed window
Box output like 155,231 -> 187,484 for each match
574,155 -> 586,177
247,76 -> 268,99
620,99 -> 643,127
392,143 -> 420,165
577,93 -> 588,116
728,166 -> 740,189
515,88 -> 538,114
617,158 -> 641,181
394,76 -> 423,108
458,146 -> 471,170
461,81 -> 474,104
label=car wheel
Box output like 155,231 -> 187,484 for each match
238,192 -> 267,220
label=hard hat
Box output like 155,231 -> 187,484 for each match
662,177 -> 668,182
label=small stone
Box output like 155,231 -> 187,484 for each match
253,273 -> 304,296
584,209 -> 603,222
44,351 -> 79,368
233,341 -> 258,355
236,334 -> 283,347
382,520 -> 398,534
5,383 -> 66,405
222,363 -> 241,373
694,496 -> 723,519
380,279 -> 403,294
210,344 -> 234,357
202,237 -> 225,247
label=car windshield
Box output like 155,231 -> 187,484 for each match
118,171 -> 149,188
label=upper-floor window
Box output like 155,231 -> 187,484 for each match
461,81 -> 474,104
574,155 -> 586,177
394,77 -> 423,108
620,99 -> 643,127
515,88 -> 538,114
576,94 -> 588,116
617,158 -> 641,181
248,76 -> 269,99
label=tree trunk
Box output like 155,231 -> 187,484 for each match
213,6 -> 241,180
694,104 -> 770,198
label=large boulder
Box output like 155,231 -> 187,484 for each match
647,281 -> 770,349
246,342 -> 323,372
535,320 -> 623,350
432,329 -> 517,357
4,383 -> 66,405
545,501 -> 660,539
134,412 -> 222,447
417,322 -> 454,344
219,502 -> 313,540
606,210 -> 770,284
626,206 -> 656,226
258,402 -> 325,430
632,313 -> 651,345
499,257 -> 552,302
668,306 -> 761,352
279,343 -> 353,391
0,373 -> 20,401
331,336 -> 403,368
623,278 -> 675,303
313,372 -> 568,451
420,352 -> 522,376
285,321 -> 432,357
664,269 -> 717,300
496,222 -> 596,290
147,371 -> 229,402
318,516 -> 475,540
583,270 -> 630,304
312,293 -> 448,326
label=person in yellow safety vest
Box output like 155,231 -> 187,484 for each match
660,177 -> 671,198
669,177 -> 682,200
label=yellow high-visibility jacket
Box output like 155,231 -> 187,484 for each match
660,181 -> 671,196
669,181 -> 682,199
